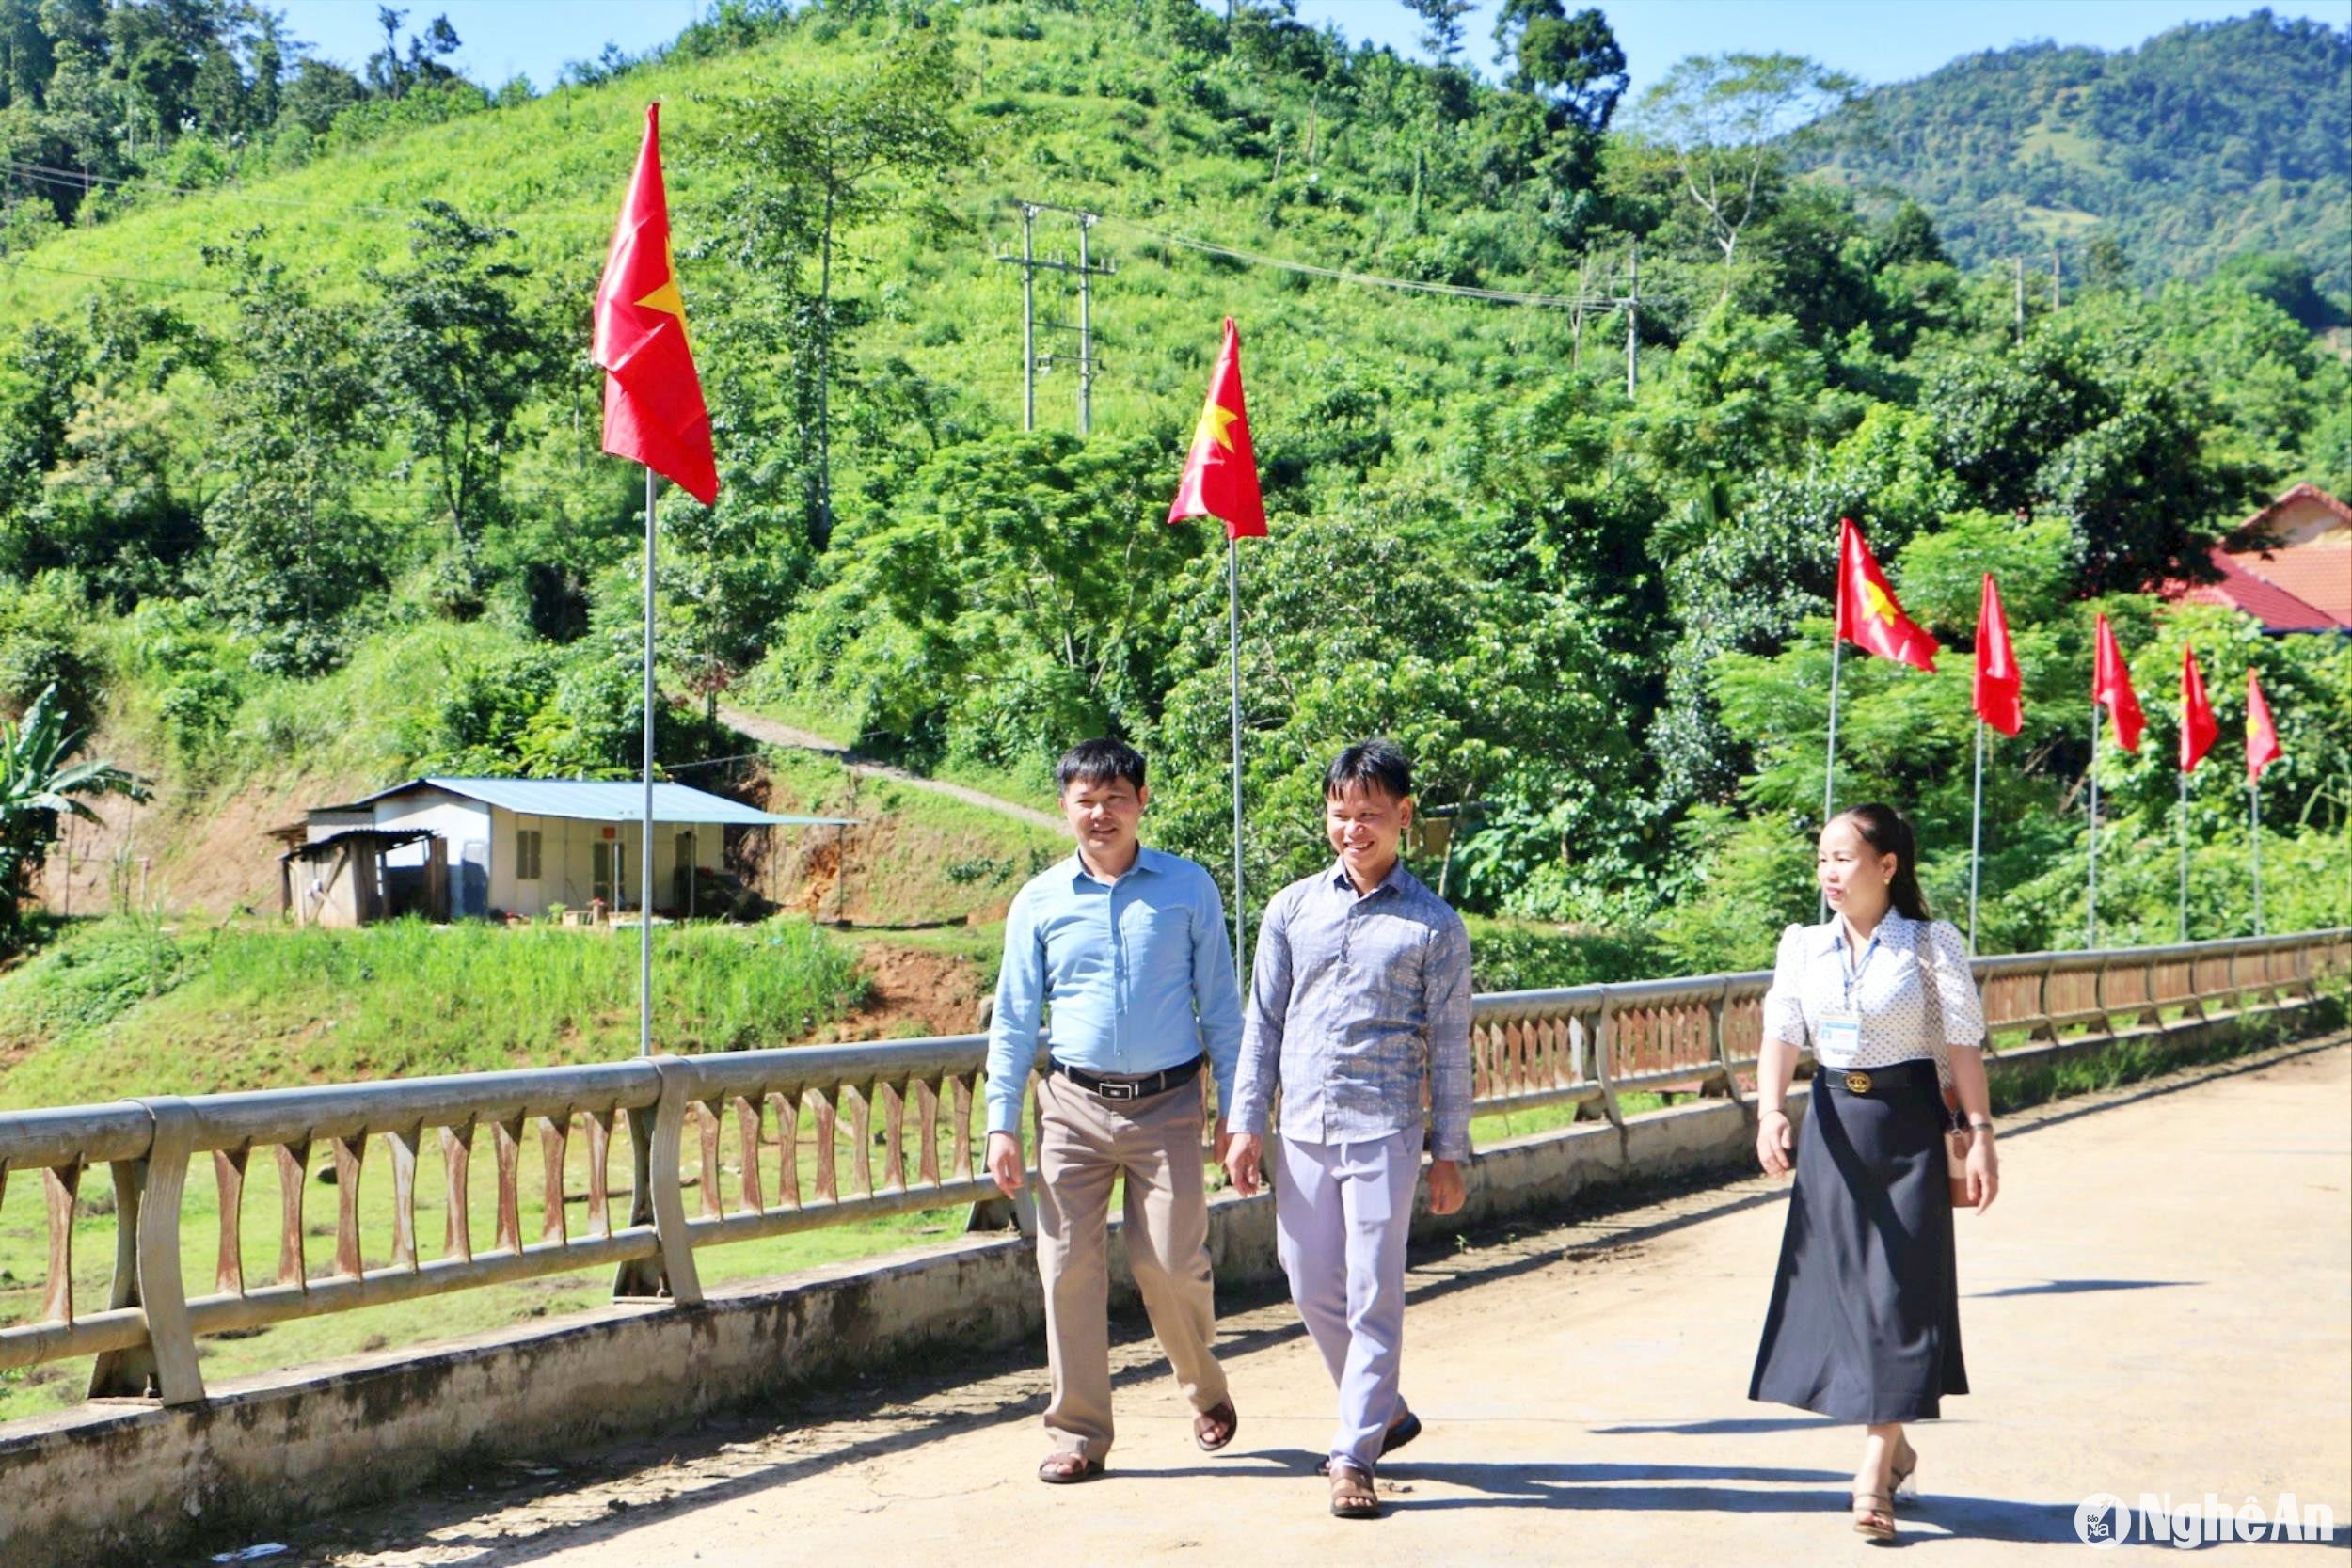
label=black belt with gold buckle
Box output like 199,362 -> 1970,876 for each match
1050,1055 -> 1204,1102
1843,1069 -> 1876,1095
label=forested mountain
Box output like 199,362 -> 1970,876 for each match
1795,10 -> 2352,301
0,0 -> 2344,968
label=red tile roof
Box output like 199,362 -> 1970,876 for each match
2229,541 -> 2352,626
2167,547 -> 2349,633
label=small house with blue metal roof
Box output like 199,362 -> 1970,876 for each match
278,777 -> 853,926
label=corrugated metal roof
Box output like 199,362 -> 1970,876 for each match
327,777 -> 854,827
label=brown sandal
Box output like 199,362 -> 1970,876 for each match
1328,1460 -> 1380,1519
1851,1488 -> 1896,1543
1193,1399 -> 1238,1452
1316,1409 -> 1421,1475
1038,1451 -> 1104,1484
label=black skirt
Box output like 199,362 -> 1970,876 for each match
1749,1057 -> 1968,1423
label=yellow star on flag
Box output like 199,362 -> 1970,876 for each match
1193,398 -> 1239,454
634,238 -> 690,344
1862,578 -> 1898,625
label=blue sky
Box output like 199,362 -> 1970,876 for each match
272,1 -> 2348,98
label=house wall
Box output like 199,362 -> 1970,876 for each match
302,811 -> 373,845
371,794 -> 494,917
491,813 -> 725,920
2269,494 -> 2349,547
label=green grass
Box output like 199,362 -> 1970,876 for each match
0,913 -> 869,1106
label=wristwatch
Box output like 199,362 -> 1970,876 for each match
1966,1117 -> 1995,1132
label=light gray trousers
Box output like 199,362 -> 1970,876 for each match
1272,1125 -> 1422,1472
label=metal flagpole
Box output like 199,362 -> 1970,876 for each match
2087,701 -> 2102,948
1968,717 -> 1986,955
2176,766 -> 2190,942
640,467 -> 657,1059
1227,535 -> 1247,979
1819,628 -> 1845,924
2250,777 -> 2265,935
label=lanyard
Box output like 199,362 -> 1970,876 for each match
1839,927 -> 1883,1010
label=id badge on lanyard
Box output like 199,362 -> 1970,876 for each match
1820,931 -> 1875,1057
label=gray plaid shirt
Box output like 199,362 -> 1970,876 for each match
1230,859 -> 1475,1160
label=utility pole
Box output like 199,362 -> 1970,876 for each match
2014,256 -> 2026,345
995,199 -> 1112,435
1020,204 -> 1036,430
1077,211 -> 1097,436
2051,246 -> 2062,310
1625,240 -> 1640,399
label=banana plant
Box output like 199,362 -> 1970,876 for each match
1,684 -> 150,951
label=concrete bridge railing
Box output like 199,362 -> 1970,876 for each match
1,927 -> 2343,1412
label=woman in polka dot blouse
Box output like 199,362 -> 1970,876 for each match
1746,803 -> 2001,1544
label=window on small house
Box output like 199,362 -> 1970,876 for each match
516,828 -> 543,880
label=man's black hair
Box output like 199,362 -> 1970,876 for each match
1057,737 -> 1147,794
1324,738 -> 1412,801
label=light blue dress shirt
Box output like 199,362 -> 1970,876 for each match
984,847 -> 1246,1136
1230,859 -> 1475,1162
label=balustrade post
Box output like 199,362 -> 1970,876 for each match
1593,991 -> 1625,1129
612,1056 -> 703,1306
87,1097 -> 203,1404
2030,961 -> 2059,1043
1705,980 -> 1740,1101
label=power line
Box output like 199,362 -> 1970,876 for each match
1106,214 -> 1617,310
0,157 -> 609,227
0,257 -> 230,293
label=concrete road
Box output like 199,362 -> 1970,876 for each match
278,1039 -> 2351,1567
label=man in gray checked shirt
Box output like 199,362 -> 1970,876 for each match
1223,738 -> 1472,1521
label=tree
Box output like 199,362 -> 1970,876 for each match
1491,2 -> 1626,134
1922,311 -> 2258,593
365,201 -> 552,578
715,30 -> 972,550
1627,52 -> 1857,267
0,682 -> 147,952
1403,0 -> 1474,68
367,7 -> 461,99
196,233 -> 387,673
771,430 -> 1196,769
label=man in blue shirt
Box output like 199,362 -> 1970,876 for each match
985,738 -> 1247,1483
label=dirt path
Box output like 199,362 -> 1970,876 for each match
716,703 -> 1061,831
251,1037 -> 2352,1567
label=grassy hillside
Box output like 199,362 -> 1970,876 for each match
1798,12 -> 2352,298
0,913 -> 867,1106
3,0 -> 2344,1004
0,6 -> 1582,466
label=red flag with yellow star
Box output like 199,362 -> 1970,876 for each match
594,103 -> 718,505
2178,642 -> 2218,773
1167,317 -> 1265,539
2246,667 -> 2281,783
1834,516 -> 1938,672
2092,612 -> 2145,754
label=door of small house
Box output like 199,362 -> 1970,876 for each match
671,830 -> 696,915
458,840 -> 489,918
592,840 -> 622,909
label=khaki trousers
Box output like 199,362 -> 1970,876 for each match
1033,1068 -> 1229,1460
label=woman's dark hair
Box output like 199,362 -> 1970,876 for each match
1834,802 -> 1932,922
1057,738 -> 1146,794
1325,738 -> 1413,801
